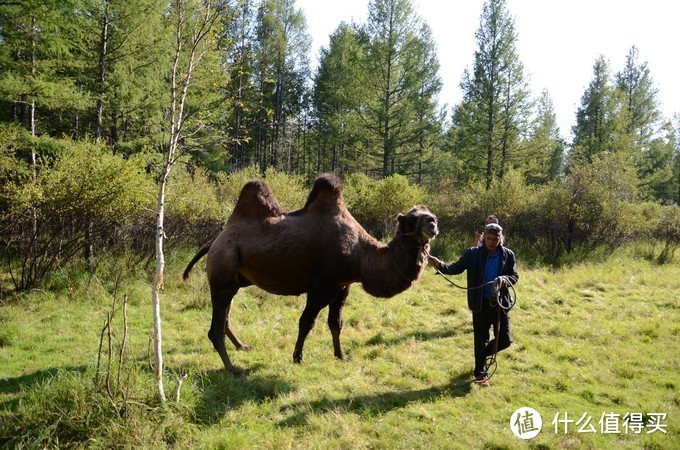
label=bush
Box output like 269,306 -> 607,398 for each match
424,161 -> 667,266
656,205 -> 680,263
425,170 -> 533,255
343,173 -> 427,238
513,180 -> 572,263
1,136 -> 154,290
163,163 -> 225,247
214,165 -> 308,212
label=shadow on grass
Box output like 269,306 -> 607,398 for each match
0,366 -> 88,395
277,371 -> 473,428
364,325 -> 469,348
192,364 -> 297,426
0,366 -> 89,413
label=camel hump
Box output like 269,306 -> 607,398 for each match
232,180 -> 285,219
302,173 -> 344,212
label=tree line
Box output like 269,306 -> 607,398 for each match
1,0 -> 679,292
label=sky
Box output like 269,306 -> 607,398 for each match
297,0 -> 680,140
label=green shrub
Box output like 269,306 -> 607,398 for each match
164,164 -> 225,246
424,162 -> 667,265
214,165 -> 307,212
1,137 -> 155,290
344,173 -> 426,238
656,204 -> 680,263
425,170 -> 533,254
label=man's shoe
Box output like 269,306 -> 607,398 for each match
473,374 -> 490,387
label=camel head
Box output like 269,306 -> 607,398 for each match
396,205 -> 439,245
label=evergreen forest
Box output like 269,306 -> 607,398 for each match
1,0 -> 679,293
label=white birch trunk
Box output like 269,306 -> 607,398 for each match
151,170 -> 169,401
151,0 -> 218,402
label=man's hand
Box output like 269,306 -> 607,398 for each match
428,255 -> 442,269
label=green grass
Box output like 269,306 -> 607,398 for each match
1,249 -> 678,449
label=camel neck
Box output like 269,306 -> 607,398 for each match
360,235 -> 427,298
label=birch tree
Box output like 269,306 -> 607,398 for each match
152,0 -> 223,401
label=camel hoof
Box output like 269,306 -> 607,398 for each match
335,353 -> 351,362
238,344 -> 252,352
293,352 -> 303,364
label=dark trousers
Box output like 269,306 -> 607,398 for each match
472,299 -> 513,377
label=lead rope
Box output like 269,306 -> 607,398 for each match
484,276 -> 516,380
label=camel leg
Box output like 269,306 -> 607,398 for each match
328,285 -> 350,361
292,302 -> 324,363
293,283 -> 338,363
224,301 -> 252,352
208,284 -> 242,376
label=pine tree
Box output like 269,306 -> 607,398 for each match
360,0 -> 444,178
637,120 -> 677,203
0,0 -> 90,137
406,22 -> 445,184
252,0 -> 310,171
570,56 -> 617,166
83,0 -> 169,149
521,90 -> 564,183
448,0 -> 529,189
615,46 -> 661,149
221,0 -> 259,170
313,22 -> 369,175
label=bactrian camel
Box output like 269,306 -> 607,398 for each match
183,173 -> 438,375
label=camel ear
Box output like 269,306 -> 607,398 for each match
396,213 -> 406,233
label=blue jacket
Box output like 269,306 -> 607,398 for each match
438,245 -> 519,313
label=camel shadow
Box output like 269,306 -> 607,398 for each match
192,365 -> 297,425
277,371 -> 472,428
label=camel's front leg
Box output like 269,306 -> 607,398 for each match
293,302 -> 323,363
328,285 -> 350,361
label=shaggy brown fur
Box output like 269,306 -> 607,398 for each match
183,173 -> 438,375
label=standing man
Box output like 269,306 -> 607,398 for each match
428,223 -> 518,386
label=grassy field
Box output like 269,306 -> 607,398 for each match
1,247 -> 678,449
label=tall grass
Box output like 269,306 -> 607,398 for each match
1,248 -> 678,449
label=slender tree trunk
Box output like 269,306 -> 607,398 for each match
382,56 -> 392,177
151,168 -> 169,402
151,0 -> 218,401
232,54 -> 243,168
30,17 -> 37,236
95,0 -> 110,142
486,106 -> 494,191
273,75 -> 283,168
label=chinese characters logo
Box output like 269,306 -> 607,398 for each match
510,407 -> 543,439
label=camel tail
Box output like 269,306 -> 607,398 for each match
183,239 -> 213,280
